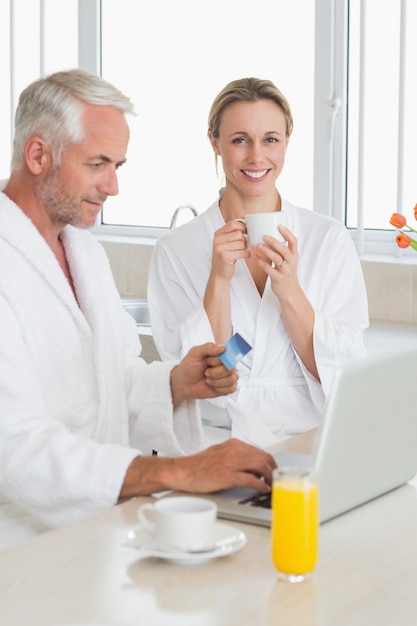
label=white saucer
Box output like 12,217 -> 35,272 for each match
125,522 -> 247,564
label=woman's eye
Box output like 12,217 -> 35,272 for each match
232,137 -> 246,144
266,137 -> 278,144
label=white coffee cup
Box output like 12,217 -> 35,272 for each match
137,496 -> 217,551
244,211 -> 288,245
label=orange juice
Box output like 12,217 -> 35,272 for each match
271,468 -> 318,580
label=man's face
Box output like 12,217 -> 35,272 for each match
35,103 -> 130,230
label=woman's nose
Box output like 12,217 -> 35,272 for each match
247,142 -> 263,163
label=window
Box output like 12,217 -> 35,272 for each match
3,0 -> 416,257
346,0 -> 417,254
0,0 -> 78,177
100,0 -> 315,231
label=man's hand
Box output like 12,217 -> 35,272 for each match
170,342 -> 238,405
171,438 -> 277,494
120,439 -> 277,499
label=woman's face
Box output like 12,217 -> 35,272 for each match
209,99 -> 289,200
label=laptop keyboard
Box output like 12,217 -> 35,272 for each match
239,492 -> 272,509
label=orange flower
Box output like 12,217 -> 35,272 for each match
396,233 -> 417,251
396,233 -> 411,248
390,213 -> 407,228
389,204 -> 417,252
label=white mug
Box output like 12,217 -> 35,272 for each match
243,211 -> 288,245
137,496 -> 217,551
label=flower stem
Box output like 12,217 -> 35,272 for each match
405,223 -> 417,234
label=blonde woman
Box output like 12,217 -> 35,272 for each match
148,77 -> 369,447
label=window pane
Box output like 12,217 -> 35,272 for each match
0,0 -> 78,177
0,1 -> 11,175
346,0 -> 417,231
101,0 -> 315,228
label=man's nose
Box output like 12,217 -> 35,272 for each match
100,168 -> 119,196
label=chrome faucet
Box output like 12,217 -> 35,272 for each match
169,204 -> 198,229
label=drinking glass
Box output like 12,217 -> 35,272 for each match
271,466 -> 319,582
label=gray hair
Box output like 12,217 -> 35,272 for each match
11,68 -> 136,171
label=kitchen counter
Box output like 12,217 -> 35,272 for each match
2,427 -> 417,626
364,320 -> 417,356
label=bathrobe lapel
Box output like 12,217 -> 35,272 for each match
0,197 -> 90,334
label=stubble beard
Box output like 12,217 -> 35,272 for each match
35,166 -> 96,230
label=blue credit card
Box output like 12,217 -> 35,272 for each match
218,332 -> 252,369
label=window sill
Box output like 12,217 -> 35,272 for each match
359,252 -> 417,266
95,233 -> 158,246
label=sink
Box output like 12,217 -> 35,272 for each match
121,298 -> 157,356
122,298 -> 150,327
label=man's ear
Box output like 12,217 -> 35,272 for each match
208,130 -> 221,156
25,137 -> 51,175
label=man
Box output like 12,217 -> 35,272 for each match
0,69 -> 275,550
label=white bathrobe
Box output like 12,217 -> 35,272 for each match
148,194 -> 369,446
0,184 -> 204,550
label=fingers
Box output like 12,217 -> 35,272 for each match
194,342 -> 227,359
205,363 -> 238,394
233,472 -> 273,494
250,228 -> 297,279
174,439 -> 277,494
218,439 -> 277,486
213,221 -> 249,258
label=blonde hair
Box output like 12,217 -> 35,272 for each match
208,77 -> 293,139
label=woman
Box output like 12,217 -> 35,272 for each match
148,77 -> 369,447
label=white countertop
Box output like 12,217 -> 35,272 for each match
1,428 -> 417,626
364,320 -> 417,356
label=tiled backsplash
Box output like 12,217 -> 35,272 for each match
100,239 -> 417,325
101,238 -> 154,299
361,257 -> 417,323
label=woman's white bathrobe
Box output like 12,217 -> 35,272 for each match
0,186 -> 204,550
148,194 -> 369,446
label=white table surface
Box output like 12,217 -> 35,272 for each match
1,427 -> 417,626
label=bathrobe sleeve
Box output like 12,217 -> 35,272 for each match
0,232 -> 205,538
0,294 -> 205,535
148,199 -> 369,413
0,295 -> 140,531
148,211 -> 218,362
292,211 -> 369,398
123,341 -> 206,456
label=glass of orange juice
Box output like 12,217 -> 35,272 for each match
271,466 -> 319,582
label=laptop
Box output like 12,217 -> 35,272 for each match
207,345 -> 417,525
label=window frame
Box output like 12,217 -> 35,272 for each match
81,0 -> 413,258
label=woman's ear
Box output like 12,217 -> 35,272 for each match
208,130 -> 221,156
25,137 -> 51,175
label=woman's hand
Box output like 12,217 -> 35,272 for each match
210,220 -> 250,281
250,225 -> 299,299
204,220 -> 250,343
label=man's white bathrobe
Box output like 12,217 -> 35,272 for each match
148,194 -> 369,447
0,186 -> 204,550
